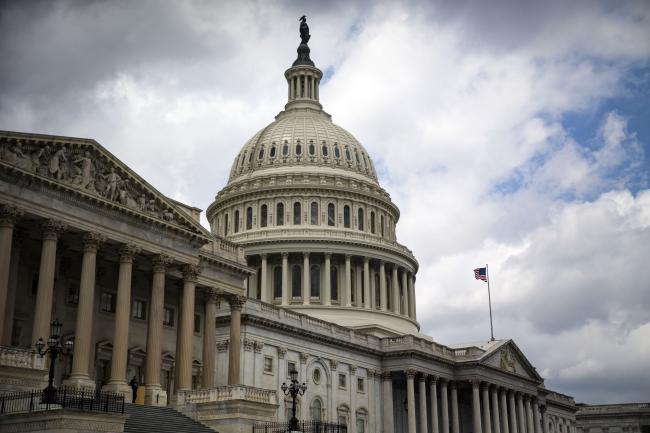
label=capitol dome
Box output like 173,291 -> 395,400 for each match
207,24 -> 419,336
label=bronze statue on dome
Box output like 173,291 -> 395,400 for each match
299,15 -> 310,45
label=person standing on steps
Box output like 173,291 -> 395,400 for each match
129,376 -> 138,403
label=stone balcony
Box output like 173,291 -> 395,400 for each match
0,345 -> 47,393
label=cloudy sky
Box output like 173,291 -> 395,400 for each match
1,0 -> 649,403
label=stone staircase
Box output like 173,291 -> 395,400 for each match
123,404 -> 216,433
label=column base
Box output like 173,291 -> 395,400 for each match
144,385 -> 167,406
102,381 -> 134,402
62,375 -> 96,391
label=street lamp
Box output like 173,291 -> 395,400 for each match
35,318 -> 73,404
281,368 -> 307,432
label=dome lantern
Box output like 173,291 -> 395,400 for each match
284,16 -> 323,111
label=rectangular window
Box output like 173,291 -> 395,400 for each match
100,291 -> 116,313
338,373 -> 346,389
163,306 -> 175,327
132,299 -> 147,320
194,314 -> 201,334
66,283 -> 79,305
357,377 -> 365,393
287,361 -> 297,377
264,356 -> 274,373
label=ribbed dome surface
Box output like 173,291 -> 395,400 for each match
228,108 -> 379,184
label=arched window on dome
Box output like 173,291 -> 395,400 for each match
276,202 -> 285,226
269,144 -> 277,158
260,204 -> 268,227
327,203 -> 335,226
293,202 -> 301,225
291,265 -> 301,298
380,215 -> 385,237
282,141 -> 289,157
355,149 -> 361,164
310,201 -> 318,225
273,267 -> 282,299
358,208 -> 364,231
310,265 -> 320,298
370,211 -> 376,234
343,205 -> 350,228
331,267 -> 338,301
258,147 -> 265,160
248,151 -> 253,163
224,214 -> 229,236
246,207 -> 253,230
234,210 -> 240,233
296,141 -> 302,156
239,152 -> 246,171
374,273 -> 380,308
309,141 -> 315,156
345,147 -> 351,161
322,142 -> 329,157
334,144 -> 341,159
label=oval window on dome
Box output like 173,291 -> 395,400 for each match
270,144 -> 277,158
322,142 -> 329,157
296,142 -> 302,156
258,147 -> 265,160
282,141 -> 289,156
309,141 -> 315,156
345,147 -> 351,161
334,145 -> 341,159
355,150 -> 360,164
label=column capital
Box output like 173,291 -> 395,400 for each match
0,203 -> 22,228
152,253 -> 173,272
227,294 -> 247,310
481,382 -> 491,391
330,359 -> 338,370
119,243 -> 140,263
363,257 -> 369,264
430,375 -> 438,384
324,252 -> 332,259
302,251 -> 310,258
405,369 -> 417,378
300,352 -> 309,364
278,347 -> 287,359
470,379 -> 481,388
82,232 -> 106,253
381,371 -> 392,381
260,253 -> 268,259
281,252 -> 289,258
418,373 -> 428,382
182,263 -> 202,282
449,380 -> 457,390
204,287 -> 222,304
345,254 -> 351,260
42,219 -> 66,240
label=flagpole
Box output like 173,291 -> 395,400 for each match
486,263 -> 495,341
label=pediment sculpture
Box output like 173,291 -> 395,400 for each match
500,347 -> 517,373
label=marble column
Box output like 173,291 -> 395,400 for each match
104,244 -> 139,396
227,295 -> 246,385
344,254 -> 352,307
401,270 -> 408,316
201,288 -> 219,388
379,261 -> 387,311
419,374 -> 429,433
525,396 -> 534,433
472,381 -> 483,433
517,393 -> 525,433
302,253 -> 310,305
540,406 -> 548,433
67,232 -> 105,389
482,384 -> 492,433
2,231 -> 22,345
382,372 -> 395,433
355,263 -> 363,307
500,388 -> 510,433
144,254 -> 171,405
32,219 -> 66,345
0,204 -> 20,342
533,400 -> 542,433
323,253 -> 331,306
441,379 -> 450,433
392,266 -> 400,314
508,391 -> 518,433
363,258 -> 371,309
451,381 -> 460,433
406,370 -> 417,433
260,254 -> 268,302
492,386 -> 502,433
408,273 -> 416,319
430,377 -> 440,433
281,252 -> 289,305
176,264 -> 200,392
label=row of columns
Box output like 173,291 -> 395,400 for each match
0,204 -> 246,404
255,252 -> 417,319
380,370 -> 545,433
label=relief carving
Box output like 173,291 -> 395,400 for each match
500,347 -> 517,373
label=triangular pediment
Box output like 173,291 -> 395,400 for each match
0,131 -> 209,242
480,340 -> 542,381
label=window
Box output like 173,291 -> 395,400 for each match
334,145 -> 341,159
264,356 -> 273,373
282,142 -> 289,156
358,208 -> 364,231
327,203 -> 335,226
270,145 -> 277,158
312,368 -> 321,384
370,212 -> 375,234
66,283 -> 79,305
343,205 -> 350,228
345,147 -> 351,161
293,202 -> 301,225
357,377 -> 365,392
248,151 -> 253,163
163,306 -> 175,327
234,210 -> 240,233
194,314 -> 201,334
246,207 -> 253,230
337,405 -> 350,427
357,418 -> 365,433
310,201 -> 318,225
310,265 -> 320,298
331,267 -> 338,301
132,299 -> 146,320
258,147 -> 265,160
338,373 -> 346,389
224,213 -> 229,235
296,142 -> 302,156
273,267 -> 282,299
322,143 -> 328,157
291,265 -> 301,298
310,399 -> 323,421
100,292 -> 116,313
276,203 -> 284,226
355,150 -> 361,164
260,204 -> 268,227
309,142 -> 315,156
287,361 -> 297,377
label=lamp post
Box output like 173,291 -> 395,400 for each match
281,368 -> 307,432
35,318 -> 73,404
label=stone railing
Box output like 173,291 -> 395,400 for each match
179,385 -> 277,406
201,236 -> 246,263
546,391 -> 576,405
0,345 -> 45,370
576,403 -> 650,414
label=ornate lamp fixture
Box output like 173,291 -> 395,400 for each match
35,318 -> 74,404
281,368 -> 307,431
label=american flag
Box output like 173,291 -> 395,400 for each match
474,267 -> 488,282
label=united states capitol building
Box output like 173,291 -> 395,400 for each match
0,19 -> 647,433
